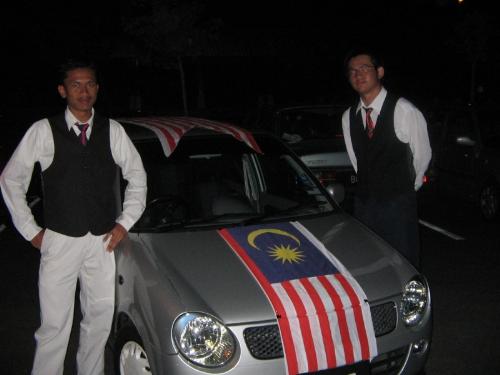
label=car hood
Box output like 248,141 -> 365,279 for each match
138,213 -> 417,325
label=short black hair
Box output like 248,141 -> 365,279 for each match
58,58 -> 97,84
343,46 -> 384,74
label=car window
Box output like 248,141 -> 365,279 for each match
279,110 -> 344,141
129,133 -> 335,232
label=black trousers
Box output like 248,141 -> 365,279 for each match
353,191 -> 420,269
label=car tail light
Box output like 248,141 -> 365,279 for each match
315,170 -> 337,186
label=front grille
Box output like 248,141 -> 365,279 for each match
244,302 -> 397,360
371,302 -> 397,337
370,346 -> 409,374
244,324 -> 283,359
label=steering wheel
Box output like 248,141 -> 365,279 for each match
145,195 -> 189,225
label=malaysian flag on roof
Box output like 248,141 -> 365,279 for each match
218,221 -> 377,375
119,116 -> 262,157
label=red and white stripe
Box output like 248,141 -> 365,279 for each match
283,222 -> 377,370
120,116 -> 262,157
218,222 -> 377,375
270,272 -> 376,374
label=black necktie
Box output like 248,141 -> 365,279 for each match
76,123 -> 89,146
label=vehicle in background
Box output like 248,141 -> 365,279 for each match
109,116 -> 432,375
431,104 -> 500,220
259,105 -> 356,212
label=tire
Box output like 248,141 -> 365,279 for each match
479,183 -> 499,221
114,324 -> 152,375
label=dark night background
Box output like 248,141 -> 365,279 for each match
1,0 -> 499,137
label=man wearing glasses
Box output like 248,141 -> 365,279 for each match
341,48 -> 431,269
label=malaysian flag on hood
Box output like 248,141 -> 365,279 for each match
218,221 -> 377,375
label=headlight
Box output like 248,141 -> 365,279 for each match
400,278 -> 428,326
173,312 -> 236,368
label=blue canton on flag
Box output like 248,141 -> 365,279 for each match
226,222 -> 339,283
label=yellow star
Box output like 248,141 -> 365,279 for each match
268,244 -> 305,264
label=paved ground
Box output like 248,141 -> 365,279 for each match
417,189 -> 500,374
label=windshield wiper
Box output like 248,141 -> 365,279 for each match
184,212 -> 266,227
241,201 -> 326,226
135,202 -> 327,231
134,220 -> 188,233
280,201 -> 325,214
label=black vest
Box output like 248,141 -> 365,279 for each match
43,113 -> 119,236
349,93 -> 415,199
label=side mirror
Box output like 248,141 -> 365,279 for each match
325,183 -> 345,204
456,136 -> 476,147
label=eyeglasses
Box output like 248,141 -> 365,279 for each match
348,64 -> 376,76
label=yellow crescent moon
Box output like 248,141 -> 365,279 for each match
247,228 -> 301,250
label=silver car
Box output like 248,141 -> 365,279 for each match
110,116 -> 432,375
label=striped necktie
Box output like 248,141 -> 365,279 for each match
363,107 -> 375,139
76,123 -> 89,145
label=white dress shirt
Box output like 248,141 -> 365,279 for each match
341,87 -> 432,191
0,108 -> 147,241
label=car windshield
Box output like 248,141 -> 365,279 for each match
129,132 -> 336,232
278,108 -> 344,142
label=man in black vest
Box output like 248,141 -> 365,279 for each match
0,59 -> 147,374
341,48 -> 431,269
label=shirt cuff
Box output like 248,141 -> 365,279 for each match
22,223 -> 44,242
115,216 -> 134,232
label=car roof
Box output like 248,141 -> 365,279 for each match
119,116 -> 263,157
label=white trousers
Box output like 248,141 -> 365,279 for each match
32,229 -> 116,375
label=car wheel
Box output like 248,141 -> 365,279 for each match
115,324 -> 152,375
480,183 -> 499,221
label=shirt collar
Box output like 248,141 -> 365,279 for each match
355,87 -> 387,115
65,107 -> 95,131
